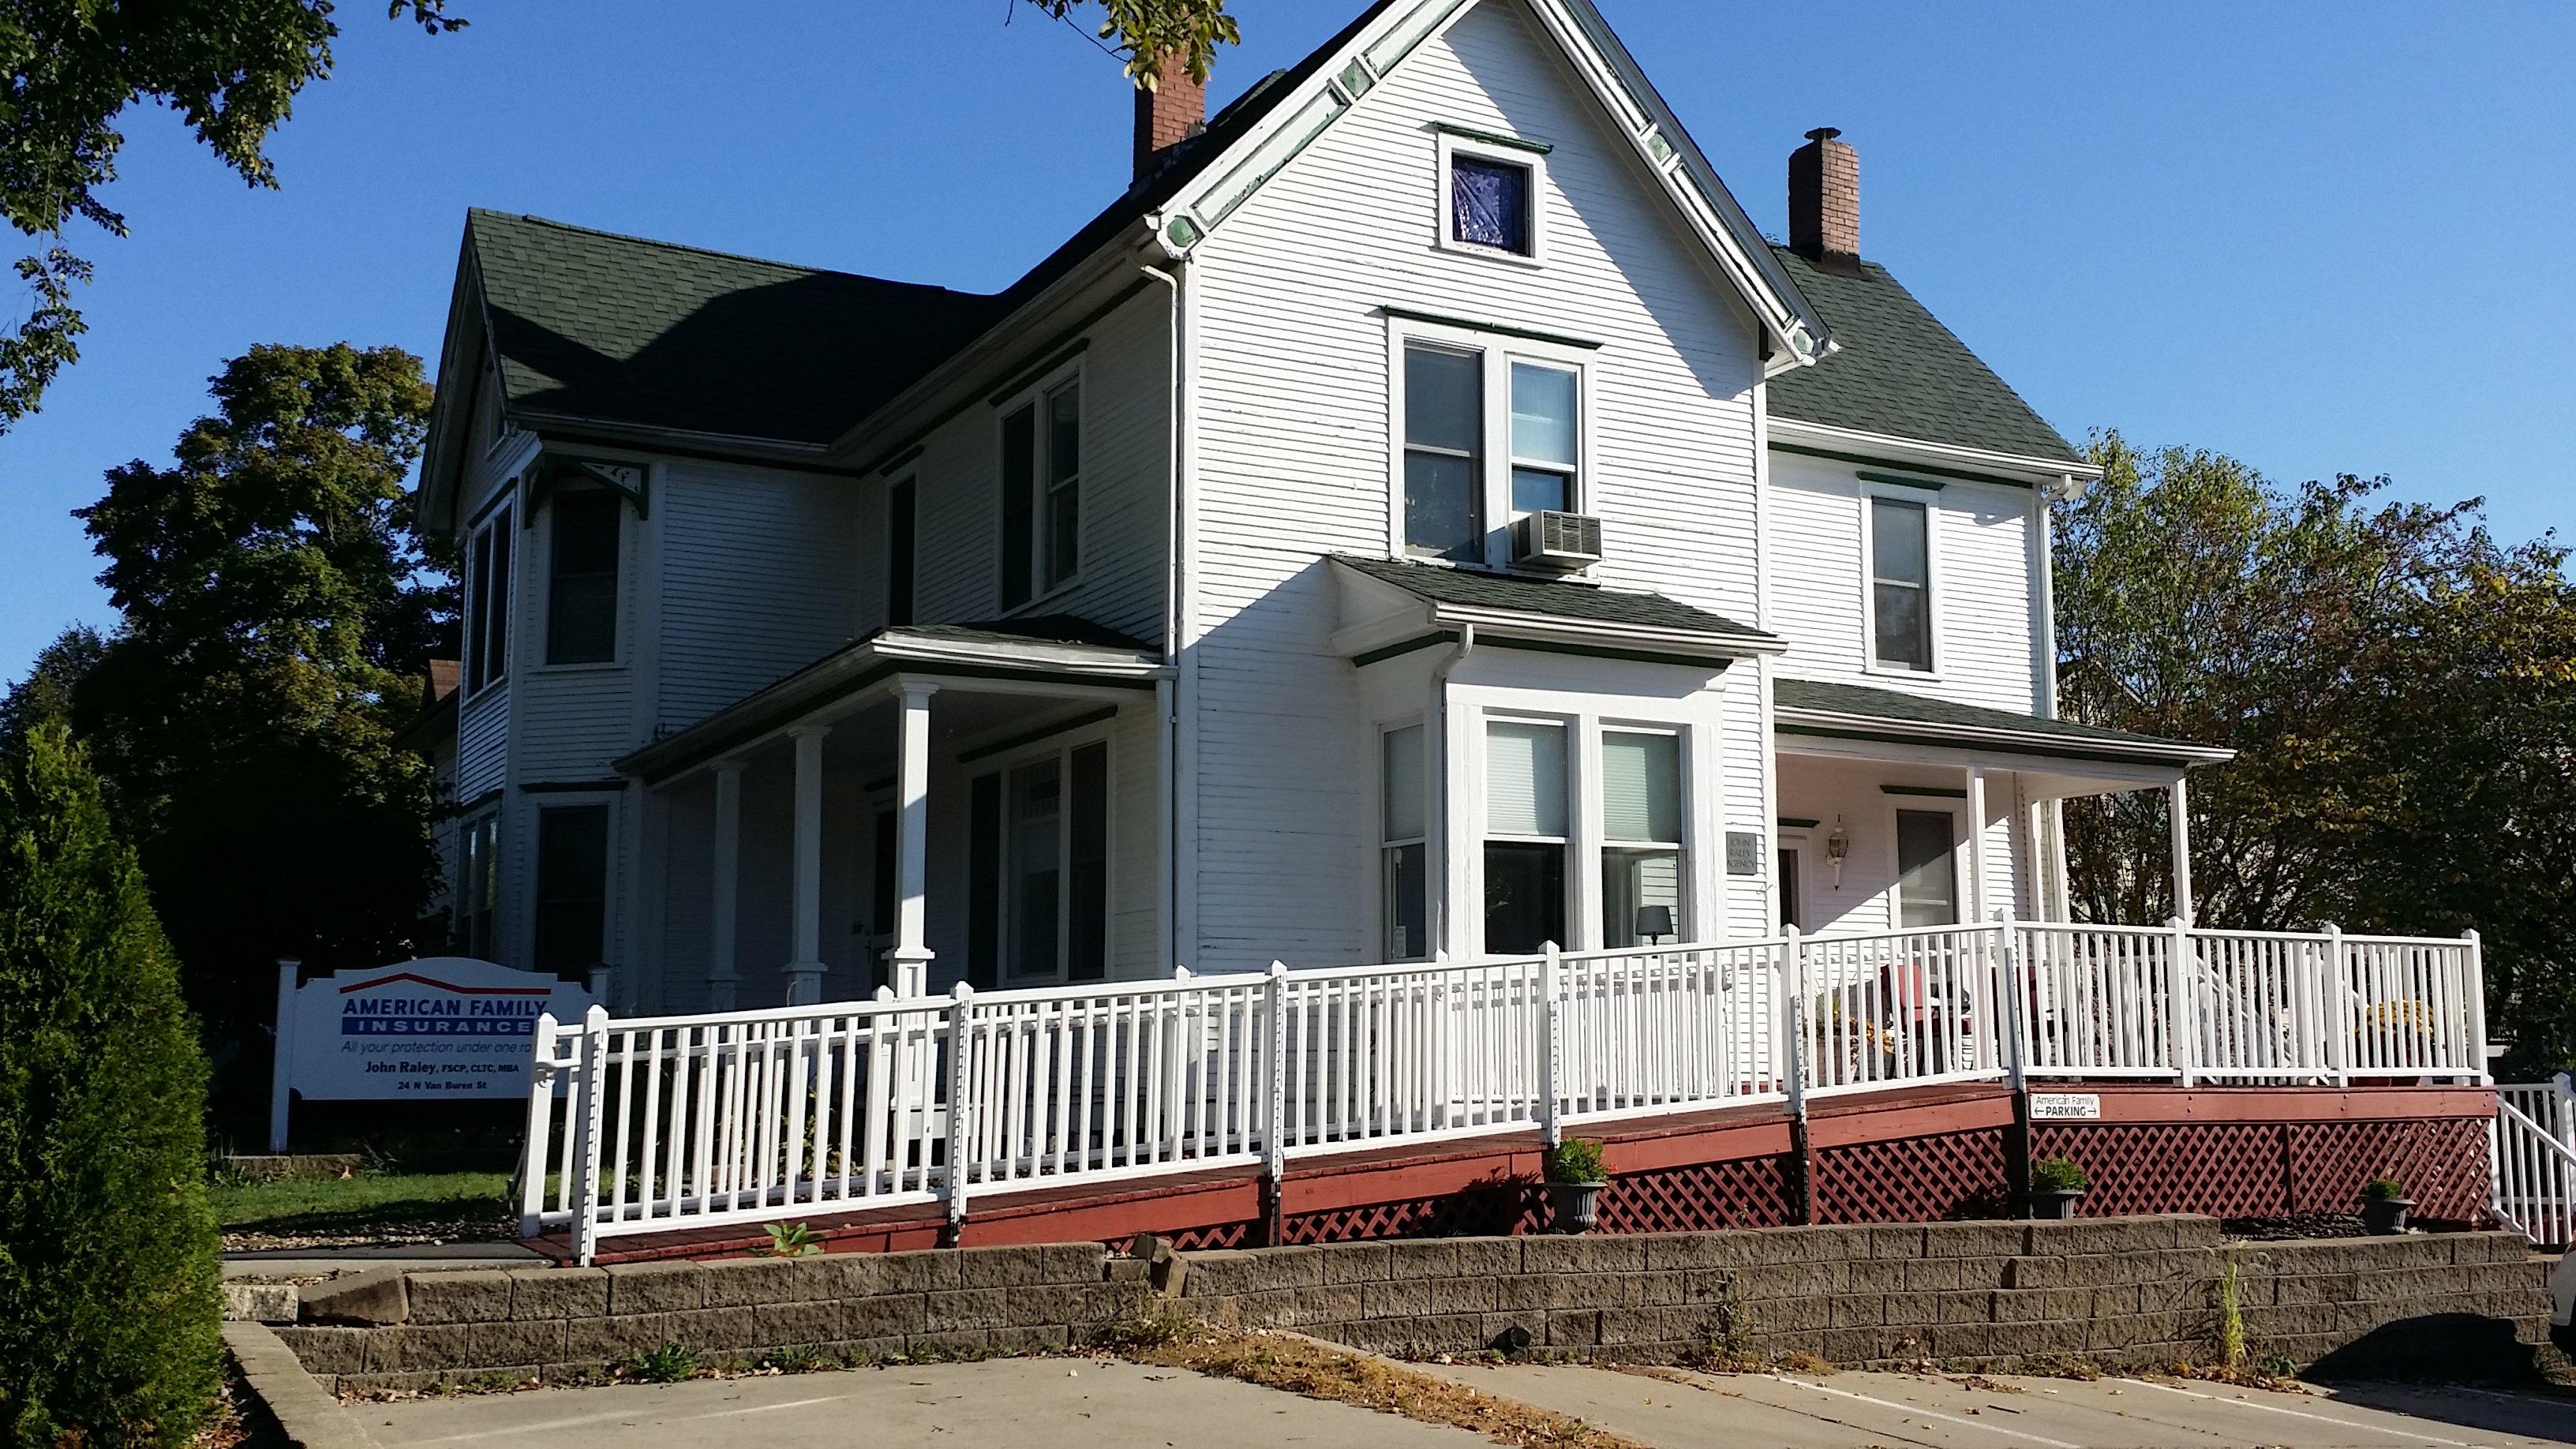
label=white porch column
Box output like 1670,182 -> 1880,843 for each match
888,680 -> 938,997
708,759 -> 745,1010
2025,798 -> 2052,923
786,724 -> 831,1005
2167,775 -> 2196,927
1963,765 -> 1990,923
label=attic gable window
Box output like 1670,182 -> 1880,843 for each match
1451,156 -> 1530,252
1437,130 -> 1548,262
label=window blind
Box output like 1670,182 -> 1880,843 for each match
1601,731 -> 1680,844
1485,721 -> 1567,838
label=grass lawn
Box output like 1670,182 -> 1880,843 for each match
212,1170 -> 515,1241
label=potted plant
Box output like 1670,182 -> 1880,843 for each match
1542,1137 -> 1608,1234
2360,1178 -> 2413,1234
2027,1156 -> 2088,1220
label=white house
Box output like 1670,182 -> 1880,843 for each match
413,0 -> 2228,1016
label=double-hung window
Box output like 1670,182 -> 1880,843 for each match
533,803 -> 610,974
998,376 -> 1081,609
1483,720 -> 1568,955
1600,729 -> 1684,948
464,506 -> 511,693
1402,345 -> 1483,560
966,740 -> 1109,985
1398,333 -> 1586,567
1380,723 -> 1428,960
1894,809 -> 1959,928
1866,492 -> 1934,672
546,491 -> 620,665
452,811 -> 500,959
886,477 -> 916,627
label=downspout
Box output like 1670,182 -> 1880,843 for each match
1142,261 -> 1187,976
1428,621 -> 1477,959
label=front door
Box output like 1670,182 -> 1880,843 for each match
1777,844 -> 1804,931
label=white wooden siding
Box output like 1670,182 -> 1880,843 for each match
1766,450 -> 2040,713
882,290 -> 1169,646
1774,752 -> 2034,933
657,461 -> 862,733
1184,0 -> 1767,970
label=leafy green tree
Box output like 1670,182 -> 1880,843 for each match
0,623 -> 103,751
0,0 -> 463,432
69,343 -> 449,1063
0,724 -> 223,1447
2054,431 -> 2576,1072
1027,0 -> 1239,83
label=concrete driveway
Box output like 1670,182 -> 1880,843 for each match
357,1356 -> 2576,1449
361,1357 -> 1473,1448
1417,1361 -> 2576,1449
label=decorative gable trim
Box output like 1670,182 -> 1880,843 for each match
1144,0 -> 1831,375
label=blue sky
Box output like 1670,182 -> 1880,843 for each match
1,0 -> 2568,686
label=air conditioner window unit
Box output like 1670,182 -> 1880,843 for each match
1511,510 -> 1603,571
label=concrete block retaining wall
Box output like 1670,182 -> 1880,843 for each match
278,1244 -> 1157,1395
1178,1219 -> 2556,1375
275,1220 -> 2560,1393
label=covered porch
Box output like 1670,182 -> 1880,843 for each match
621,620 -> 1173,1012
1770,677 -> 2235,934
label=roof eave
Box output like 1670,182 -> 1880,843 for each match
618,629 -> 1171,786
1774,706 -> 2235,768
1768,416 -> 2098,486
1432,603 -> 1788,660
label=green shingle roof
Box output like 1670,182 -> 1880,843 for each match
1773,676 -> 2225,762
1765,247 -> 2080,466
466,209 -> 1005,445
1332,556 -> 1770,639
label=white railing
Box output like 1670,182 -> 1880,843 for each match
522,917 -> 2488,1263
2494,1076 -> 2575,1249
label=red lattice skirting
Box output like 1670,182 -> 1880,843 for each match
2031,1116 -> 2488,1225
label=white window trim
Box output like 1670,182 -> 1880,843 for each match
974,721 -> 1115,987
1885,799 -> 1966,931
454,807 -> 503,959
1384,317 -> 1593,570
534,486 -> 628,672
993,358 -> 1087,618
1433,130 -> 1548,267
1858,479 -> 1943,680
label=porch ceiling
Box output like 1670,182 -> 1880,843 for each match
620,619 -> 1166,785
1773,676 -> 2231,772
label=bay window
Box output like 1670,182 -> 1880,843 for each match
1380,723 -> 1428,960
1600,729 -> 1683,948
546,490 -> 620,665
1483,720 -> 1567,955
464,506 -> 511,693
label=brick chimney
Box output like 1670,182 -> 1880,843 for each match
1788,126 -> 1859,266
1133,54 -> 1208,180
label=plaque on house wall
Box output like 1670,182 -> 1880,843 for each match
1724,830 -> 1764,876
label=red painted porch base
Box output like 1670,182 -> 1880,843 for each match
526,1082 -> 2496,1265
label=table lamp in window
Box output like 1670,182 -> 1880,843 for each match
1634,905 -> 1675,945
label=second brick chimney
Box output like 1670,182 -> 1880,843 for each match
1788,126 -> 1859,267
1133,54 -> 1208,181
